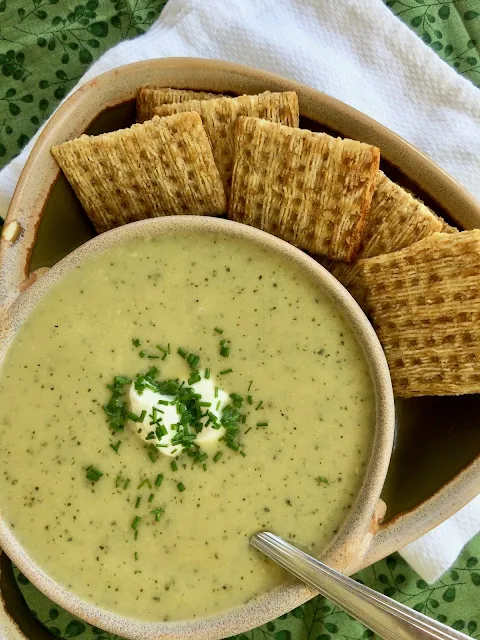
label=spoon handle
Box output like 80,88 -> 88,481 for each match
251,532 -> 470,640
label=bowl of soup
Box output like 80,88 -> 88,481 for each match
0,215 -> 394,638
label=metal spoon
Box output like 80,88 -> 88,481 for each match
250,531 -> 470,640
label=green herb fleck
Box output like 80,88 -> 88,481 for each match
316,476 -> 329,485
220,368 -> 233,375
135,496 -> 141,509
132,338 -> 141,347
213,451 -> 223,463
110,440 -> 122,454
155,474 -> 164,487
214,327 -> 224,334
255,400 -> 263,410
177,482 -> 186,492
171,460 -> 178,472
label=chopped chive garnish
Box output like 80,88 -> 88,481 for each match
244,427 -> 252,434
230,393 -> 243,408
219,368 -> 233,375
137,478 -> 152,490
139,350 -> 146,358
86,465 -> 103,483
247,395 -> 253,405
157,399 -> 169,406
316,476 -> 329,485
213,451 -> 223,463
128,411 -> 144,423
134,551 -> 139,561
240,449 -> 246,457
123,478 -> 130,490
147,444 -> 159,463
110,440 -> 122,453
219,342 -> 230,357
150,508 -> 164,522
203,463 -> 207,471
241,414 -> 246,424
132,338 -> 141,347
177,347 -> 187,359
115,474 -> 122,488
147,354 -> 160,359
156,345 -> 168,360
247,380 -> 253,391
256,421 -> 268,427
155,474 -> 164,487
171,460 -> 178,472
134,530 -> 139,540
214,327 -> 224,334
148,493 -> 154,503
167,343 -> 171,354
188,371 -> 201,385
200,401 -> 211,407
205,368 -> 211,379
177,482 -> 185,492
214,386 -> 219,398
187,353 -> 200,369
255,400 -> 263,410
135,496 -> 141,509
131,516 -> 141,531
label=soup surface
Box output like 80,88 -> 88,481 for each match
0,230 -> 375,621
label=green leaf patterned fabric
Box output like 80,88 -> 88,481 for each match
2,0 -> 480,636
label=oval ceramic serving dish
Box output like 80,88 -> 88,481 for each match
0,58 -> 479,639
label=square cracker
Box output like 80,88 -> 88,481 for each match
229,116 -> 380,261
321,171 -> 443,302
136,87 -> 222,123
153,91 -> 299,197
51,112 -> 226,233
358,230 -> 480,397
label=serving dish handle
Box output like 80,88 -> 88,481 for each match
360,454 -> 480,571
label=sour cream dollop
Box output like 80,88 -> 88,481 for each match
128,373 -> 229,457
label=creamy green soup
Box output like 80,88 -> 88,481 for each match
0,231 -> 375,621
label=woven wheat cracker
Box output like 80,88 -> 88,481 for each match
153,91 -> 299,197
51,112 -> 226,233
229,116 -> 380,261
136,87 -> 222,123
358,230 -> 480,397
321,171 -> 443,302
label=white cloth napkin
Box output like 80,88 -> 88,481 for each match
1,0 -> 479,583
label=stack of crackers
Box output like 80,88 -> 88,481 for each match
52,86 -> 477,400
